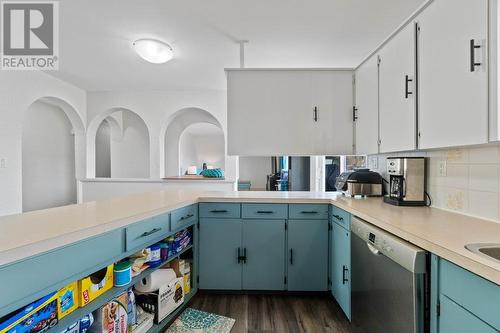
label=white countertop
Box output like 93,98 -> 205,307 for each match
1,190 -> 499,284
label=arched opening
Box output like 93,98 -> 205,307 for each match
93,109 -> 150,178
22,97 -> 85,212
179,123 -> 225,175
160,107 -> 225,177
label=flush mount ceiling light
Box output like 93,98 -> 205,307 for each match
132,39 -> 173,64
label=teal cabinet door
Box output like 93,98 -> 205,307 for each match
242,219 -> 286,290
439,296 -> 498,333
287,219 -> 329,291
331,222 -> 351,320
198,218 -> 242,290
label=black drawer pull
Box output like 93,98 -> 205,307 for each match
180,213 -> 194,221
301,211 -> 318,214
342,265 -> 349,284
257,210 -> 274,214
333,214 -> 344,221
140,227 -> 161,238
210,209 -> 228,213
470,39 -> 481,72
290,249 -> 294,265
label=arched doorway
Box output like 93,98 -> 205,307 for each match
22,97 -> 85,212
91,108 -> 150,178
160,107 -> 225,177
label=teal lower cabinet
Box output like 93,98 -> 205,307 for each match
242,219 -> 286,290
287,219 -> 329,291
330,208 -> 351,320
439,296 -> 498,333
198,218 -> 243,290
431,255 -> 500,332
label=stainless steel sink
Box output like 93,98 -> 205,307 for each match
465,243 -> 500,263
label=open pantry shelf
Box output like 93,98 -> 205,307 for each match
47,244 -> 194,333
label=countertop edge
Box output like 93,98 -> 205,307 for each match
1,193 -> 498,285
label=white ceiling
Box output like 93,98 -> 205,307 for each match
50,0 -> 424,92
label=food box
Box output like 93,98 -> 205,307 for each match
90,292 -> 128,333
57,281 -> 79,319
78,265 -> 114,307
135,272 -> 184,324
0,292 -> 58,333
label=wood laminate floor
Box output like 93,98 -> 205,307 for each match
179,292 -> 353,333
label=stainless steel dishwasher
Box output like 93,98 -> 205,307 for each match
351,216 -> 428,333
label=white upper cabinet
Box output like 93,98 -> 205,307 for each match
379,22 -> 417,153
417,0 -> 488,149
226,69 -> 354,156
354,56 -> 379,155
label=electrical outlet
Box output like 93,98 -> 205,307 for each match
438,160 -> 447,177
0,158 -> 5,169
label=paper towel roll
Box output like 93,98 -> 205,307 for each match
134,268 -> 176,293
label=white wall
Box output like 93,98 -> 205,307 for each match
78,179 -> 236,203
22,101 -> 77,212
179,131 -> 197,175
179,123 -> 225,175
110,111 -> 150,178
238,157 -> 271,190
95,120 -> 111,178
0,71 -> 86,215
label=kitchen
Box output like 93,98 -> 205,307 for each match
0,0 -> 499,333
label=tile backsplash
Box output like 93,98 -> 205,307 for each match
368,144 -> 500,223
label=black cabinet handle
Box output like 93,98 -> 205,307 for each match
237,248 -> 247,264
257,210 -> 274,214
342,265 -> 349,284
313,106 -> 318,122
210,209 -> 228,213
470,39 -> 481,72
300,211 -> 318,214
405,75 -> 413,99
290,249 -> 293,265
140,227 -> 161,238
180,213 -> 194,221
332,214 -> 344,221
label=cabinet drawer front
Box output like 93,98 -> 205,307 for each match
0,229 -> 124,317
199,203 -> 241,218
331,206 -> 351,230
439,259 -> 500,329
126,213 -> 170,251
289,204 -> 329,220
171,204 -> 198,231
242,203 -> 288,219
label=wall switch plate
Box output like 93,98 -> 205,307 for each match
438,160 -> 447,177
0,158 -> 5,169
